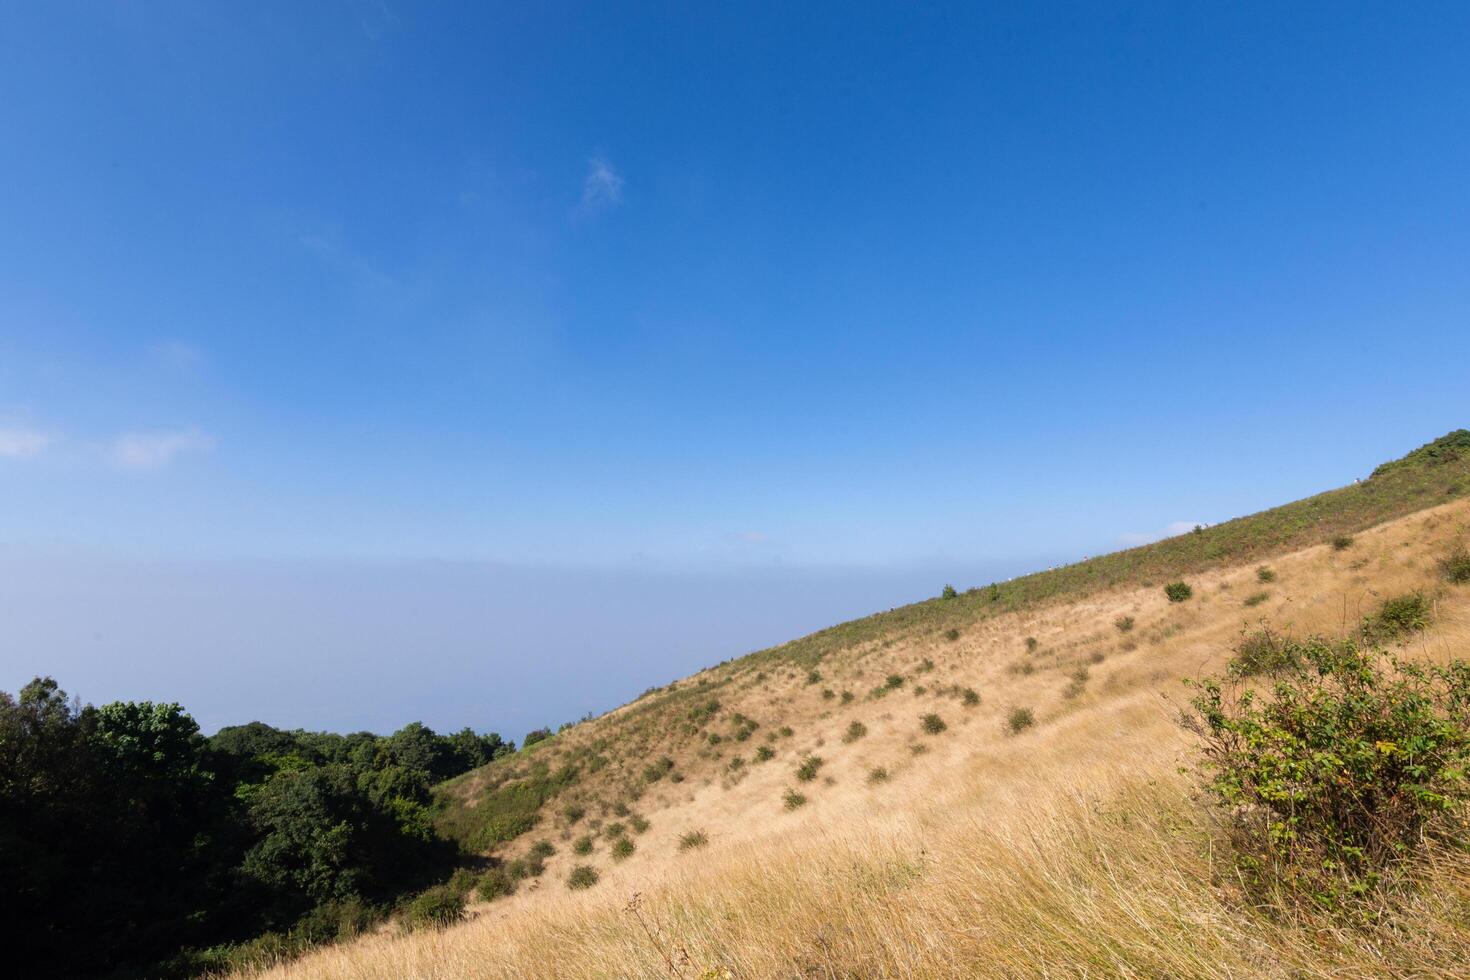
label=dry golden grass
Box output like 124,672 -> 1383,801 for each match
245,500 -> 1470,979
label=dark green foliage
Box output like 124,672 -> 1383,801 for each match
961,687 -> 981,707
629,814 -> 650,834
1115,615 -> 1135,633
941,584 -> 959,600
783,789 -> 808,810
920,713 -> 947,735
1025,636 -> 1039,652
1361,592 -> 1432,645
795,755 -> 824,782
1439,548 -> 1470,584
678,830 -> 709,851
944,628 -> 960,642
821,688 -> 836,700
522,727 -> 553,748
1256,566 -> 1277,583
885,674 -> 905,689
1164,581 -> 1193,603
867,767 -> 890,784
572,835 -> 594,855
405,885 -> 465,930
806,670 -> 822,685
840,690 -> 855,704
1331,534 -> 1355,551
755,744 -> 776,762
1007,707 -> 1036,734
610,836 -> 636,861
842,720 -> 868,743
562,803 -> 586,824
0,677 -> 492,977
566,865 -> 600,890
1187,640 -> 1470,906
1243,590 -> 1271,607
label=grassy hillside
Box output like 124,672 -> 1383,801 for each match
239,430 -> 1470,978
429,430 -> 1470,856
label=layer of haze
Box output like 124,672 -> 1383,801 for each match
3,2 -> 1469,737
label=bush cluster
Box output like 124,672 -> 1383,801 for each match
1188,639 -> 1470,907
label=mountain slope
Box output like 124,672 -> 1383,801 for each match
254,430 -> 1470,978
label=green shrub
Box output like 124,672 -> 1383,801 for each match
755,745 -> 775,762
795,756 -> 824,782
944,628 -> 960,642
1440,548 -> 1470,584
529,840 -> 555,859
960,687 -> 981,707
405,886 -> 465,930
629,814 -> 650,834
678,830 -> 708,851
603,821 -> 625,839
842,720 -> 868,743
642,757 -> 675,783
561,803 -> 585,824
1256,566 -> 1277,583
1331,534 -> 1355,551
1362,592 -> 1432,645
806,670 -> 822,685
1025,636 -> 1039,652
610,837 -> 635,862
783,789 -> 807,810
1164,582 -> 1193,603
1243,591 -> 1271,607
920,713 -> 947,735
1115,615 -> 1135,633
572,835 -> 594,856
566,865 -> 599,890
779,726 -> 794,738
1187,639 -> 1470,907
941,584 -> 958,600
840,690 -> 855,704
476,867 -> 515,901
1006,707 -> 1035,734
867,766 -> 889,784
884,674 -> 905,689
1231,626 -> 1301,677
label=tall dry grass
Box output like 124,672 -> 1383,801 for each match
248,765 -> 1470,979
243,501 -> 1470,979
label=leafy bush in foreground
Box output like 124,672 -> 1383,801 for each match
566,865 -> 599,890
1188,639 -> 1470,907
1164,582 -> 1193,603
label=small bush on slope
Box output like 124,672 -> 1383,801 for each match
1442,548 -> 1470,584
1187,639 -> 1470,908
405,886 -> 464,930
1361,592 -> 1432,645
1165,582 -> 1193,603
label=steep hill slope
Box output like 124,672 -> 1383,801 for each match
255,430 -> 1470,978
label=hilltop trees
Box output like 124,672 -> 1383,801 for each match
0,676 -> 513,977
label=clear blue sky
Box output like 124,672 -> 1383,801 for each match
2,2 -> 1467,737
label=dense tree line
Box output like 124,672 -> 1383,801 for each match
0,677 -> 513,978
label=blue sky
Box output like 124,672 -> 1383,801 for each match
2,2 -> 1468,737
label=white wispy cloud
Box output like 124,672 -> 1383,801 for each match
580,156 -> 624,213
0,427 -> 53,459
109,429 -> 216,470
1117,520 -> 1204,547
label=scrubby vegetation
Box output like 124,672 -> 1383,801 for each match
566,865 -> 599,890
1164,581 -> 1193,603
1188,639 -> 1470,907
1006,707 -> 1035,734
678,830 -> 709,851
1442,548 -> 1470,584
1361,591 -> 1432,645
